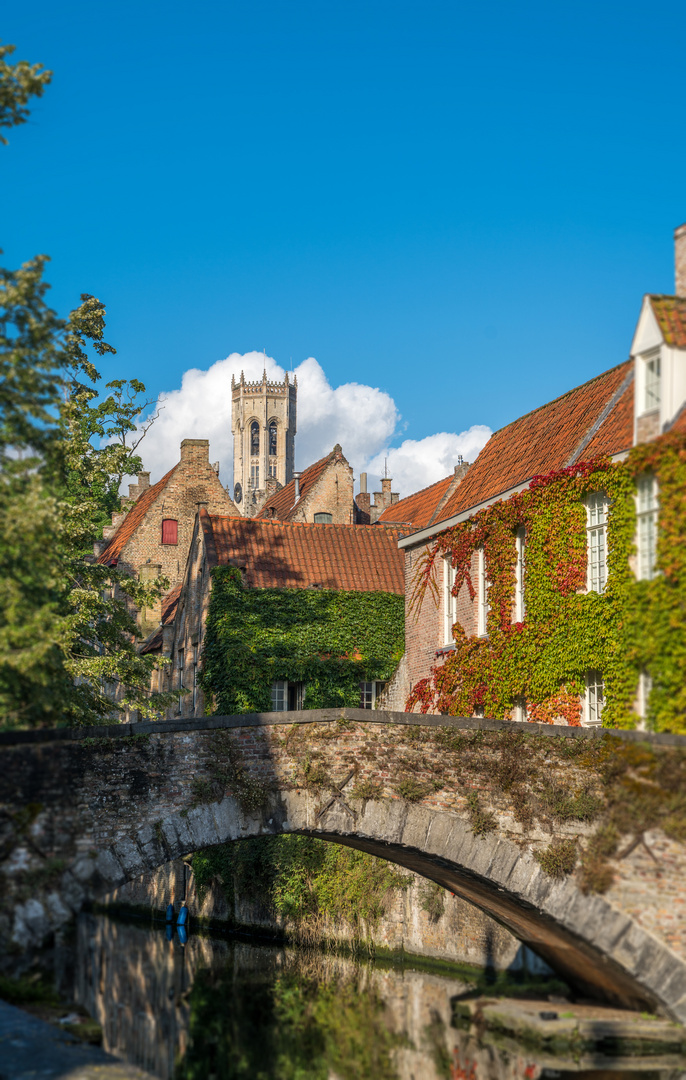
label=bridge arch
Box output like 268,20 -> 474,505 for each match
33,789 -> 686,1024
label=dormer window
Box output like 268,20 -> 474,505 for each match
643,350 -> 661,413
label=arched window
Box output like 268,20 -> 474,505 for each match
314,512 -> 333,524
161,519 -> 178,545
269,422 -> 277,456
250,421 -> 260,456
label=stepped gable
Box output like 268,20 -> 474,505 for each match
140,584 -> 182,655
97,466 -> 177,566
201,512 -> 404,593
437,360 -> 634,524
648,295 -> 686,348
257,450 -> 331,520
377,474 -> 455,530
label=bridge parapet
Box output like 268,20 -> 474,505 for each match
1,709 -> 686,1021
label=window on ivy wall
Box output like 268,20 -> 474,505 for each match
270,680 -> 304,711
636,474 -> 658,580
443,557 -> 457,645
477,548 -> 489,636
514,527 -> 526,622
643,350 -> 661,412
161,518 -> 178,545
513,695 -> 527,722
584,670 -> 604,726
586,492 -> 608,593
637,670 -> 652,725
359,681 -> 387,709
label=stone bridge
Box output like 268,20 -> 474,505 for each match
2,709 -> 686,1022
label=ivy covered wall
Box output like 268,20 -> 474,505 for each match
200,566 -> 404,714
408,432 -> 686,734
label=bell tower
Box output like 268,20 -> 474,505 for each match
231,369 -> 297,517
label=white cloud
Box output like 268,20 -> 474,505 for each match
365,428 -> 492,498
126,350 -> 491,500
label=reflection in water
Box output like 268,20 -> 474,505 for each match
73,914 -> 681,1080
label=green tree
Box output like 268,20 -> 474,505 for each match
0,43 -> 175,727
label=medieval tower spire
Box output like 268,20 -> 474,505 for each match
230,368 -> 297,517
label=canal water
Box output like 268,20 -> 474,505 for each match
69,912 -> 680,1080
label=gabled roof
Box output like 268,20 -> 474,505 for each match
139,583 -> 182,654
98,466 -> 177,565
377,474 -> 456,530
200,512 -> 404,593
435,360 -> 634,525
648,295 -> 686,349
258,447 -> 341,521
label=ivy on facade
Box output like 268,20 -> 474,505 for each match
201,566 -> 404,714
408,433 -> 686,734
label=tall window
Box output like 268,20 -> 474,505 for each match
513,695 -> 527,722
586,492 -> 608,594
477,547 -> 489,637
443,557 -> 457,645
250,420 -> 260,455
584,670 -> 604,727
360,681 -> 386,709
269,422 -> 277,456
643,351 -> 661,412
636,474 -> 658,581
271,680 -> 287,711
250,463 -> 259,489
637,670 -> 652,724
514,527 -> 526,623
268,462 -> 277,478
161,519 -> 178,545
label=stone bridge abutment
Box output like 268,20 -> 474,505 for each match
2,709 -> 686,1022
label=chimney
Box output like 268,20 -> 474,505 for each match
137,471 -> 150,492
293,471 -> 301,501
380,477 -> 392,508
676,223 -> 686,298
180,439 -> 210,466
359,472 -> 367,493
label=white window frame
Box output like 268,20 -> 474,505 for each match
643,349 -> 661,413
250,463 -> 259,490
477,547 -> 489,637
514,527 -> 526,623
359,680 -> 386,709
443,557 -> 457,645
583,670 -> 604,727
586,492 -> 609,594
636,474 -> 658,581
637,670 -> 652,727
513,695 -> 527,723
271,680 -> 288,712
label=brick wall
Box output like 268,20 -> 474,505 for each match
676,222 -> 686,299
290,455 -> 356,524
116,440 -> 238,599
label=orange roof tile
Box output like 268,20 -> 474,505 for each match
437,361 -> 634,524
98,466 -> 177,565
648,295 -> 686,349
377,474 -> 455,529
258,449 -> 338,521
582,378 -> 634,459
202,514 -> 405,593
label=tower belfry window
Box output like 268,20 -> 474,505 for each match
269,422 -> 277,456
250,421 -> 260,456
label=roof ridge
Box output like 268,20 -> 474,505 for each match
385,472 -> 454,505
98,463 -> 179,563
207,514 -> 401,532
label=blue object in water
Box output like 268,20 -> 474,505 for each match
177,924 -> 188,945
177,905 -> 189,926
165,923 -> 174,942
165,903 -> 174,923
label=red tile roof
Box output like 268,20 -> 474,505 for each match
648,295 -> 686,349
258,447 -> 342,521
201,513 -> 405,593
377,474 -> 455,529
437,361 -> 634,524
98,467 -> 177,565
669,405 -> 686,434
139,583 -> 182,654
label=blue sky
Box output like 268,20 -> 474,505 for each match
2,0 -> 685,488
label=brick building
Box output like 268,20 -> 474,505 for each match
256,443 -> 363,525
399,223 -> 686,728
97,439 -> 238,636
355,471 -> 400,523
148,513 -> 405,717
